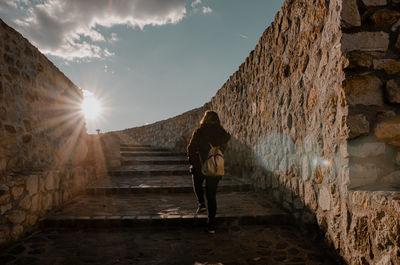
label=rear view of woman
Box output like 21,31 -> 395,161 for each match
187,110 -> 230,233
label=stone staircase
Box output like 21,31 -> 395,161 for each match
42,144 -> 290,229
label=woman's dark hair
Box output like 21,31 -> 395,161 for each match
200,111 -> 220,126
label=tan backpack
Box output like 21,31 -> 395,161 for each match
200,143 -> 224,176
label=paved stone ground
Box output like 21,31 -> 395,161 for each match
87,175 -> 251,190
0,225 -> 338,265
0,145 -> 340,264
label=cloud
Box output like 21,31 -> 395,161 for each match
240,34 -> 248,39
202,6 -> 212,14
1,0 -> 187,61
191,0 -> 202,8
109,33 -> 119,43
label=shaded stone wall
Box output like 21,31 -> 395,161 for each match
342,0 -> 400,190
105,104 -> 210,152
106,0 -> 400,264
0,19 -> 99,246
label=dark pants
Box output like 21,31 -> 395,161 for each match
192,170 -> 221,226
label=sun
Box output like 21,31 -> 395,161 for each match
81,90 -> 102,120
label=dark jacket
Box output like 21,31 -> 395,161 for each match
187,123 -> 231,172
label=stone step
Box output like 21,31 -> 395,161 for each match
111,164 -> 190,176
121,152 -> 187,157
86,175 -> 253,194
42,192 -> 290,228
120,144 -> 152,148
86,184 -> 253,195
121,157 -> 189,166
120,147 -> 170,152
111,170 -> 190,176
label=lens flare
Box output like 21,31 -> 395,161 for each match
81,90 -> 102,120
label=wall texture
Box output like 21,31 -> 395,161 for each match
110,0 -> 400,264
105,104 -> 210,152
0,19 -> 100,246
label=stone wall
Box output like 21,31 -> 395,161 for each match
106,0 -> 400,264
342,0 -> 400,190
105,104 -> 210,152
0,19 -> 100,247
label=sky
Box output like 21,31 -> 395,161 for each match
0,0 -> 285,134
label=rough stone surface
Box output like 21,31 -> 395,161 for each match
373,59 -> 400,74
0,19 -> 101,247
374,117 -> 400,147
396,35 -> 400,49
344,75 -> 383,106
347,52 -> 373,69
370,9 -> 400,28
318,186 -> 331,211
342,0 -> 361,28
11,186 -> 24,200
347,114 -> 370,138
342,32 -> 390,52
348,142 -> 386,158
25,175 -> 38,196
6,210 -> 26,225
362,0 -> 387,6
386,78 -> 400,103
0,226 -> 338,265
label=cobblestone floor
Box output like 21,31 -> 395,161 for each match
0,225 -> 338,265
88,175 -> 251,189
45,192 -> 284,220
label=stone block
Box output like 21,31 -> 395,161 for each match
19,195 -> 31,210
342,0 -> 361,28
373,59 -> 400,74
342,32 -> 390,52
348,141 -> 386,158
344,75 -> 383,106
0,158 -> 7,171
318,186 -> 331,211
347,52 -> 372,69
350,163 -> 380,187
4,124 -> 16,134
45,172 -> 57,190
396,151 -> 400,165
11,186 -> 24,200
374,117 -> 400,147
31,194 -> 41,212
7,210 -> 26,224
26,214 -> 37,226
41,193 -> 52,212
396,35 -> 400,50
0,198 -> 12,213
362,0 -> 387,6
386,78 -> 400,103
380,171 -> 400,186
11,225 -> 23,240
347,114 -> 370,139
293,198 -> 304,209
0,184 -> 10,204
0,227 -> 10,246
26,175 -> 38,196
304,183 -> 317,211
370,9 -> 400,28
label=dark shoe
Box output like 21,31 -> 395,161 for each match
196,204 -> 206,214
207,225 -> 216,234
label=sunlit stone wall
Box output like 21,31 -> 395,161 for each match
0,19 -> 99,246
105,105 -> 210,152
109,0 -> 400,264
209,0 -> 400,264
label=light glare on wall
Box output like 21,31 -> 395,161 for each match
81,90 -> 102,121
